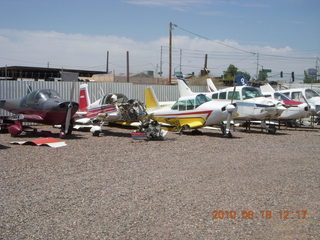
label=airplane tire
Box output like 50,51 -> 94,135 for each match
267,126 -> 277,134
92,131 -> 100,137
224,131 -> 232,138
59,131 -> 66,139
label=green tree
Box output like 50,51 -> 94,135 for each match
223,64 -> 238,80
223,64 -> 251,81
257,70 -> 268,81
303,70 -> 317,83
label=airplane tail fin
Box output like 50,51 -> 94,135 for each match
260,83 -> 275,94
145,87 -> 160,111
79,84 -> 91,112
206,78 -> 218,92
177,79 -> 194,97
235,74 -> 249,86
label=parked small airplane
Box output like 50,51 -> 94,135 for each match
144,87 -> 237,137
277,87 -> 320,116
260,83 -> 310,120
179,77 -> 285,128
0,88 -> 78,138
76,84 -> 146,126
75,84 -> 164,138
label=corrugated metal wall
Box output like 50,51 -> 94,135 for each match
0,81 -> 207,116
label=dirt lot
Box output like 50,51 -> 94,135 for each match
1,125 -> 319,240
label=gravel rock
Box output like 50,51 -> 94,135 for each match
1,125 -> 319,239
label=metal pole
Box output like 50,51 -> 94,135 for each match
204,53 -> 208,70
256,52 -> 259,80
160,46 -> 163,77
169,22 -> 173,84
316,57 -> 319,81
179,49 -> 182,74
126,51 -> 129,83
106,51 -> 109,73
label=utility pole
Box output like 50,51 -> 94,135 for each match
106,51 -> 109,73
204,54 -> 208,70
159,46 -> 163,77
126,51 -> 129,83
256,52 -> 259,80
316,57 -> 320,81
169,22 -> 173,84
169,22 -> 177,84
179,49 -> 182,74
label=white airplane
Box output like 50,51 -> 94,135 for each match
260,83 -> 311,120
144,87 -> 237,137
277,87 -> 320,116
179,78 -> 285,122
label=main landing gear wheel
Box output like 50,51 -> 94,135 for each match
221,124 -> 233,138
267,126 -> 277,134
59,131 -> 66,139
224,131 -> 232,138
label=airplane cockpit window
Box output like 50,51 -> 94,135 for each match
186,99 -> 195,110
274,92 -> 291,101
195,94 -> 210,107
292,92 -> 304,101
227,91 -> 240,100
171,100 -> 186,111
24,89 -> 60,105
212,93 -> 218,99
282,92 -> 290,97
305,89 -> 319,99
219,92 -> 226,99
171,95 -> 209,111
35,90 -> 60,102
242,87 -> 263,100
104,94 -> 128,104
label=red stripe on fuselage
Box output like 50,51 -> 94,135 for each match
86,106 -> 116,118
283,100 -> 303,106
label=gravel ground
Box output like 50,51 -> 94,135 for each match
0,125 -> 319,240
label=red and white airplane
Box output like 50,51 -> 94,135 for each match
75,84 -> 147,135
260,83 -> 310,120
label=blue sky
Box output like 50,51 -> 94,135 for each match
0,0 -> 319,80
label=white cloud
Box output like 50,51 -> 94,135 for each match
0,29 -> 315,79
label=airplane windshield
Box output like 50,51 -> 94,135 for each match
195,94 -> 210,107
35,89 -> 60,102
305,89 -> 319,99
171,94 -> 210,111
274,92 -> 291,101
242,87 -> 263,100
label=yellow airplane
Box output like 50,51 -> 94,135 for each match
144,87 -> 238,137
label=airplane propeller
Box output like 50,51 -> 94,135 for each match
224,84 -> 237,137
61,81 -> 76,138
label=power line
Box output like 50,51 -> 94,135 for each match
174,24 -> 256,55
